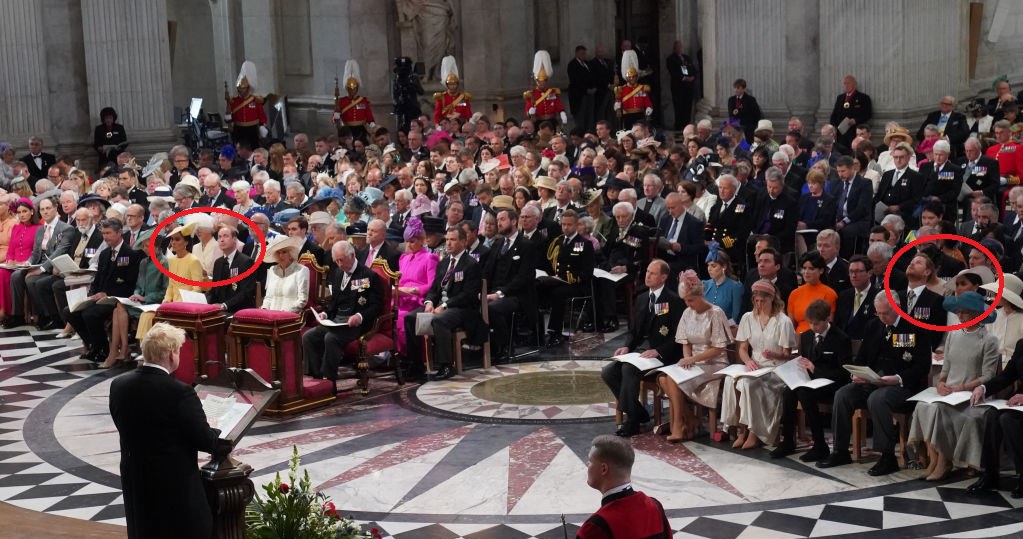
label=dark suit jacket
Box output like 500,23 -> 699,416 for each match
542,203 -> 578,224
197,189 -> 232,209
89,242 -> 141,298
19,152 -> 56,183
983,338 -> 1023,396
708,197 -> 753,258
624,287 -> 684,362
657,212 -> 704,274
853,317 -> 931,392
830,92 -> 873,146
743,269 -> 798,312
601,220 -> 651,277
875,168 -> 925,227
75,226 -> 105,269
485,233 -> 536,298
357,241 -> 400,273
957,155 -> 1000,205
549,233 -> 594,284
727,94 -> 763,140
917,111 -> 969,152
799,324 -> 852,383
755,191 -> 798,253
325,263 -> 383,334
824,258 -> 851,293
901,286 -> 946,351
206,252 -> 256,312
828,175 -> 873,227
834,284 -> 879,340
426,252 -> 481,310
920,161 -> 964,218
467,239 -> 490,268
29,219 -> 79,273
109,365 -> 220,539
870,270 -> 908,294
783,164 -> 809,196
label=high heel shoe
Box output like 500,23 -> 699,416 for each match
98,355 -> 126,369
741,433 -> 762,450
732,430 -> 747,449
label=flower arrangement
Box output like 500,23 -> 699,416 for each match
246,446 -> 381,539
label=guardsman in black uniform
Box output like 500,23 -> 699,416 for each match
920,140 -> 964,222
539,210 -> 595,347
829,75 -> 873,149
755,173 -> 799,255
875,142 -> 925,229
818,291 -> 931,475
601,259 -> 684,437
958,137 -> 1001,216
707,174 -> 753,275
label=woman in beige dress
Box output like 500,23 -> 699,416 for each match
725,280 -> 797,449
656,270 -> 732,442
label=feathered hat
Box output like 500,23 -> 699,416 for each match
532,50 -> 553,82
343,59 -> 362,90
621,50 -> 640,80
440,56 -> 459,85
236,60 -> 258,92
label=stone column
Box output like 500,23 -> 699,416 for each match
240,0 -> 282,96
209,0 -> 244,115
81,0 -> 178,157
783,0 -> 819,128
0,0 -> 53,148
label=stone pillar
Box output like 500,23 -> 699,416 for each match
0,0 -> 53,147
81,0 -> 178,157
783,0 -> 819,127
44,0 -> 91,159
817,0 -> 967,136
208,0 -> 244,116
240,0 -> 282,96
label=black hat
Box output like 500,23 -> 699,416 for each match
78,194 -> 112,209
422,215 -> 446,234
345,221 -> 367,236
606,178 -> 631,192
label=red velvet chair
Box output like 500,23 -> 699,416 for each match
342,258 -> 403,394
299,252 -> 330,327
229,308 -> 335,415
154,303 -> 227,385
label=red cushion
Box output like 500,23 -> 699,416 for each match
235,308 -> 302,324
158,302 -> 222,317
362,334 -> 393,356
302,377 -> 335,399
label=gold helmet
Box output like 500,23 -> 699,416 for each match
441,56 -> 460,85
343,59 -> 362,90
621,50 -> 640,80
532,50 -> 553,82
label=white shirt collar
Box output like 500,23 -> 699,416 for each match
649,285 -> 664,300
601,482 -> 633,499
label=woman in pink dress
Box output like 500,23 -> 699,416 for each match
0,198 -> 41,319
395,216 -> 439,354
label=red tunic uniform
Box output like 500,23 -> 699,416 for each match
615,84 -> 653,114
986,141 -> 1021,179
333,95 -> 375,126
433,91 -> 472,124
227,95 -> 266,127
576,489 -> 671,539
524,87 -> 565,121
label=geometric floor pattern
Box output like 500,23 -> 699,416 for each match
3,326 -> 1023,538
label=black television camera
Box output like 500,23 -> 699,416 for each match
392,57 -> 424,132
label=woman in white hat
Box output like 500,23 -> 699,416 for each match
983,274 -> 1023,367
261,236 -> 308,314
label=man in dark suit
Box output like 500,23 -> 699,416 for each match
602,259 -> 683,437
875,143 -> 925,229
27,207 -> 103,330
589,46 -> 615,124
666,39 -> 699,130
707,175 -> 753,272
656,193 -> 704,284
775,153 -> 808,198
566,45 -> 595,131
755,171 -> 798,255
902,252 -> 948,351
917,96 -> 970,156
19,136 -> 56,186
206,227 -> 255,314
774,299 -> 852,461
65,219 -> 141,361
356,219 -> 400,272
818,292 -> 931,475
958,138 -> 1000,217
484,209 -> 537,358
541,180 -> 578,225
303,241 -> 383,387
6,197 -> 79,329
829,75 -> 872,148
727,79 -> 762,141
109,322 -> 225,539
866,239 -> 909,292
538,210 -> 594,347
830,156 -> 874,258
197,172 -> 233,208
404,226 -> 482,380
834,255 -> 879,340
816,229 -> 851,294
969,338 -> 1023,495
519,204 -> 557,272
286,215 -> 327,267
258,179 -> 293,219
460,220 -> 491,268
596,203 -> 652,331
743,247 -> 798,311
920,141 -> 964,222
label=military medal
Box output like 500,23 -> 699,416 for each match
659,325 -> 669,336
358,296 -> 367,306
843,101 -> 850,109
105,131 -> 113,139
655,302 -> 670,316
732,108 -> 739,116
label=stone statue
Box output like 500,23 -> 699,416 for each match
396,0 -> 455,81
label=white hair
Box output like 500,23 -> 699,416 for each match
263,179 -> 281,192
880,213 -> 905,233
716,174 -> 739,190
772,150 -> 791,164
231,180 -> 251,191
612,201 -> 635,216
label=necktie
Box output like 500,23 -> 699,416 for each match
555,207 -> 563,222
907,289 -> 917,311
443,257 -> 457,284
721,201 -> 729,214
667,218 -> 679,241
130,230 -> 137,246
648,292 -> 656,313
341,271 -> 352,289
366,245 -> 376,267
937,115 -> 948,131
814,334 -> 824,355
501,238 -> 510,255
42,224 -> 52,247
854,290 -> 863,313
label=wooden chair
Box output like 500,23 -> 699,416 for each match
342,258 -> 403,394
453,279 -> 490,374
298,252 -> 330,328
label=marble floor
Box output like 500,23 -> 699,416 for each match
2,325 -> 1023,538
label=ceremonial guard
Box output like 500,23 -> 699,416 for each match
614,50 -> 653,130
524,50 -> 568,127
433,56 -> 472,126
828,75 -> 872,148
225,60 -> 267,150
333,59 -> 376,143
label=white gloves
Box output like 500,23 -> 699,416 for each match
560,111 -> 568,124
332,112 -> 341,121
613,102 -> 621,111
527,107 -> 536,116
645,107 -> 653,116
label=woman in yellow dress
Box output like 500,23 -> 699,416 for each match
134,223 -> 205,339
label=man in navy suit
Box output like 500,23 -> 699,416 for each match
484,209 -> 537,359
656,193 -> 704,288
206,227 -> 256,314
917,96 -> 970,156
830,156 -> 873,258
834,255 -> 879,340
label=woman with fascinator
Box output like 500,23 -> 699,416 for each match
0,198 -> 40,323
396,216 -> 439,355
702,242 -> 744,325
655,269 -> 733,442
